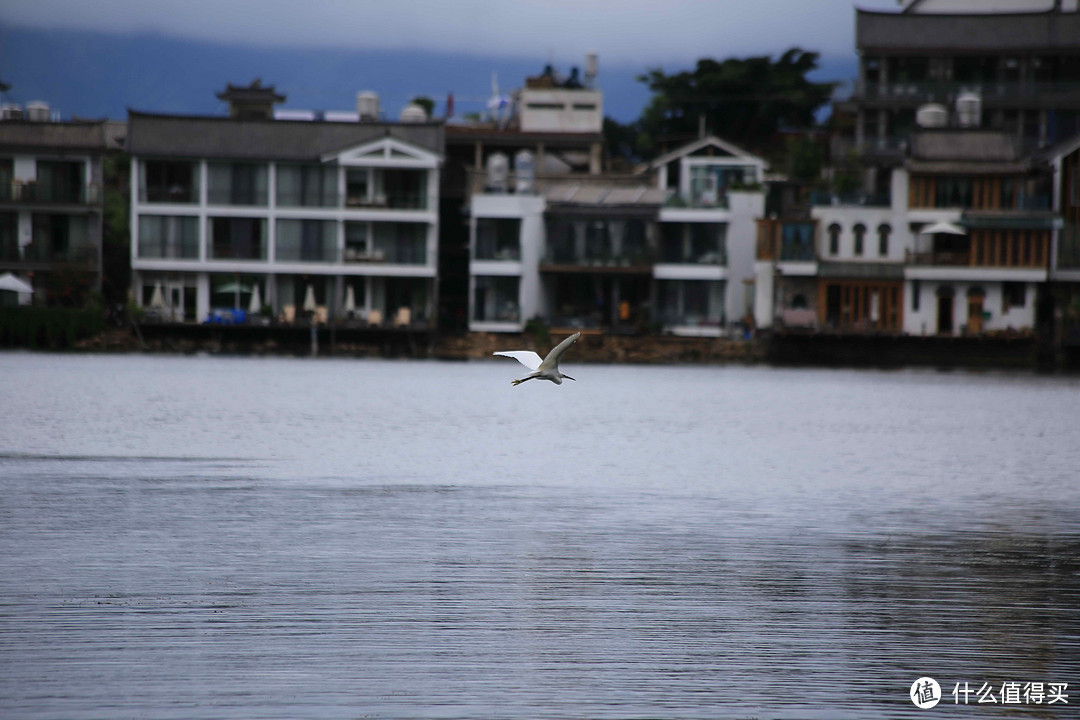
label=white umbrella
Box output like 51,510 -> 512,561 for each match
248,284 -> 262,314
303,284 -> 317,313
920,221 -> 967,235
344,285 -> 356,314
149,282 -> 166,308
0,272 -> 33,294
216,282 -> 253,293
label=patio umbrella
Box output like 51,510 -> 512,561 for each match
0,272 -> 33,293
920,221 -> 966,235
248,284 -> 262,314
303,284 -> 317,313
344,285 -> 356,314
216,282 -> 253,293
149,282 -> 166,308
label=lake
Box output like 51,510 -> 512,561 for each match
1,353 -> 1078,718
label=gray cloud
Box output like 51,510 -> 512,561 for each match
1,0 -> 896,64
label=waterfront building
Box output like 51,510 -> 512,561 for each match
756,125 -> 1057,336
128,81 -> 442,326
468,135 -> 766,336
0,104 -> 119,305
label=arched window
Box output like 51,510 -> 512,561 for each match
877,223 -> 891,256
828,223 -> 841,255
853,223 -> 866,256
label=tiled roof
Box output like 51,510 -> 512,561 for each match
127,111 -> 443,161
0,120 -> 109,153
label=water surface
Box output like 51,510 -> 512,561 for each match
1,353 -> 1078,718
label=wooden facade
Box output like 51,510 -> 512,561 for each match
969,229 -> 1050,268
909,175 -> 1030,210
818,279 -> 903,332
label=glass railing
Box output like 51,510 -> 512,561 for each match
137,240 -> 199,260
207,189 -> 268,206
142,186 -> 198,204
275,191 -> 340,208
345,193 -> 428,210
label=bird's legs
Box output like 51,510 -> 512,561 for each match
511,375 -> 536,386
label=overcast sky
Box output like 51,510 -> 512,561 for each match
2,0 -> 900,66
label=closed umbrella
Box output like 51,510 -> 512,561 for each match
344,285 -> 356,315
0,272 -> 34,294
303,284 -> 317,313
149,282 -> 166,308
248,284 -> 262,314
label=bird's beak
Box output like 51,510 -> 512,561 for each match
564,375 -> 575,381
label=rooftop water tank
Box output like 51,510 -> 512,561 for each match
514,150 -> 535,194
356,92 -> 379,122
487,153 -> 509,193
399,103 -> 428,123
956,92 -> 982,128
0,104 -> 23,121
916,103 -> 948,128
26,101 -> 50,122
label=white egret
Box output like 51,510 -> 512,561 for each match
494,332 -> 581,386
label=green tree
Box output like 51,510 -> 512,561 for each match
410,96 -> 436,118
637,48 -> 835,158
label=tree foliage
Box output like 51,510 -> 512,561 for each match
636,48 -> 835,158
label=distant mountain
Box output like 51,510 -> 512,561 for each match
0,25 -> 857,125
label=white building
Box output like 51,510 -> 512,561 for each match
756,128 -> 1056,336
468,136 -> 767,336
127,84 -> 443,326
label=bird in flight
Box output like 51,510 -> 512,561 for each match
494,332 -> 581,386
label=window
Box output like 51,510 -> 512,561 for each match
276,219 -> 337,262
208,162 -> 267,205
36,160 -> 84,203
345,169 -> 370,206
912,279 -> 920,311
208,217 -> 266,260
877,223 -> 891,257
31,213 -> 90,262
475,218 -> 521,260
1002,282 -> 1026,312
853,223 -> 866,256
828,223 -> 841,255
373,222 -> 427,264
473,276 -> 520,322
138,215 -> 199,259
141,160 -> 198,203
276,164 -> 337,207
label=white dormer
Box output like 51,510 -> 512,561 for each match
323,136 -> 442,169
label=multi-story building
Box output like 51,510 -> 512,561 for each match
842,0 -> 1080,196
0,103 -> 117,305
468,135 -> 766,335
756,124 -> 1057,336
128,82 -> 443,326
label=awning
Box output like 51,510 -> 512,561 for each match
920,221 -> 967,235
0,272 -> 34,293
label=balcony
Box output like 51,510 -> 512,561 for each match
345,193 -> 428,211
1,182 -> 101,206
142,185 -> 198,204
541,246 -> 655,274
855,80 -> 1080,105
906,250 -> 970,266
0,241 -> 97,264
664,191 -> 730,210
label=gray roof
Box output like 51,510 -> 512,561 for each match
127,111 -> 443,161
0,120 -> 110,154
856,8 -> 1080,52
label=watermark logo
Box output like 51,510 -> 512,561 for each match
911,677 -> 941,709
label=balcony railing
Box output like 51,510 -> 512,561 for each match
0,242 -> 97,264
207,189 -> 268,206
664,191 -> 730,210
275,191 -> 340,208
1,182 -> 101,205
137,240 -> 199,260
542,249 -> 655,269
142,185 -> 198,204
856,80 -> 1080,103
345,193 -> 428,210
906,250 -> 970,266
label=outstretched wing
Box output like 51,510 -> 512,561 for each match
493,350 -> 543,371
540,332 -> 581,369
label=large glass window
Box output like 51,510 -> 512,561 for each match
373,222 -> 427,264
658,279 -> 725,327
35,160 -> 84,203
473,276 -> 520,322
30,213 -> 91,262
781,222 -> 815,261
474,218 -> 521,260
661,222 -> 727,263
138,215 -> 199,259
208,162 -> 268,206
141,160 -> 199,203
276,164 -> 337,207
378,169 -> 428,209
276,219 -> 337,262
208,217 -> 266,260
